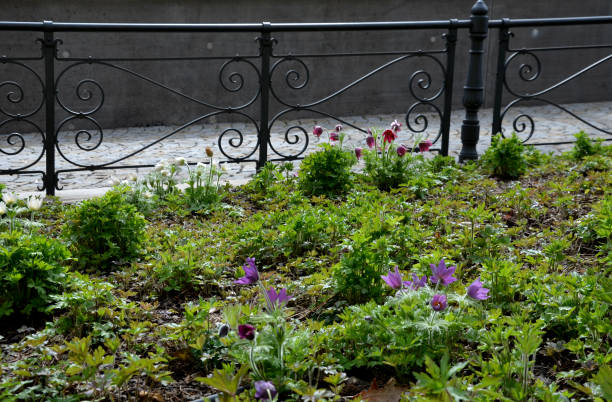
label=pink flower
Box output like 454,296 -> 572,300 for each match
418,140 -> 433,152
431,294 -> 447,311
366,135 -> 375,149
382,129 -> 397,144
355,147 -> 363,160
313,126 -> 323,138
391,119 -> 401,133
397,145 -> 407,157
335,124 -> 343,132
330,132 -> 339,142
467,278 -> 490,300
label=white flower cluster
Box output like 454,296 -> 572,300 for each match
0,192 -> 44,215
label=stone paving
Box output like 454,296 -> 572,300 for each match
1,101 -> 611,200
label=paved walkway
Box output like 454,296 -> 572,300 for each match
1,101 -> 611,201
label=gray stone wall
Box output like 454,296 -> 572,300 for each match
1,0 -> 611,129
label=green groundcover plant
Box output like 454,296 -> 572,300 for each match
1,137 -> 611,401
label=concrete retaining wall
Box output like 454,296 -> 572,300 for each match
1,0 -> 611,129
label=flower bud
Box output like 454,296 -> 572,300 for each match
205,147 -> 214,158
218,324 -> 230,338
397,145 -> 407,157
366,135 -> 375,149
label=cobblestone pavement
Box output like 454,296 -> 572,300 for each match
2,101 -> 611,199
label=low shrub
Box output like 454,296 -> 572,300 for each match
62,188 -> 147,270
481,133 -> 527,179
572,131 -> 602,160
298,128 -> 356,197
0,232 -> 70,317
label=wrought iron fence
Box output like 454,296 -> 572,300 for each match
1,0 -> 611,195
0,18 -> 477,195
490,16 -> 612,145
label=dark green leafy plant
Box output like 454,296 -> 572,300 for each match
332,230 -> 392,304
0,232 -> 70,317
298,143 -> 356,197
62,188 -> 147,270
572,131 -> 601,160
411,354 -> 468,401
481,133 -> 527,179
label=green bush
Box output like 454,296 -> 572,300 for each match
62,188 -> 147,270
0,232 -> 70,317
298,143 -> 356,197
572,131 -> 601,160
481,133 -> 527,179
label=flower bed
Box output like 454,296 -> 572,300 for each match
0,130 -> 611,401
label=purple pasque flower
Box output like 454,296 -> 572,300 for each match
235,257 -> 259,285
403,273 -> 428,290
254,380 -> 277,400
366,134 -> 375,149
431,294 -> 447,311
467,277 -> 490,300
429,259 -> 457,287
381,266 -> 403,290
266,287 -> 291,310
330,132 -> 340,142
355,147 -> 363,160
238,324 -> 256,340
391,119 -> 401,133
397,144 -> 408,157
335,124 -> 343,132
418,140 -> 433,152
313,125 -> 323,138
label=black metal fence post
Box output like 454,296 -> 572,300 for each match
257,22 -> 273,171
491,20 -> 510,138
459,0 -> 489,162
441,21 -> 458,157
42,21 -> 57,195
